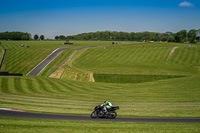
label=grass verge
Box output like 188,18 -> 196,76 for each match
0,117 -> 200,133
0,75 -> 200,118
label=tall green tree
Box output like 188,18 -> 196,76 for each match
55,36 -> 59,40
197,29 -> 200,42
188,29 -> 197,43
175,30 -> 186,43
59,35 -> 66,40
34,34 -> 39,40
40,35 -> 45,40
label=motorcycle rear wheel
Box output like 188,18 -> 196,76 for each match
108,111 -> 117,119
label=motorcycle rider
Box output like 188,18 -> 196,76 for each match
101,100 -> 112,114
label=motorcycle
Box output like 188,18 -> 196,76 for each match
91,105 -> 119,119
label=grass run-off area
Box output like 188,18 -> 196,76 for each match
1,118 -> 200,133
0,74 -> 200,118
0,41 -> 200,132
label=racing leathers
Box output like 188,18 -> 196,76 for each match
101,101 -> 112,114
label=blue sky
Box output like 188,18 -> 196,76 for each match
0,0 -> 200,39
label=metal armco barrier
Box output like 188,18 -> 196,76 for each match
0,72 -> 23,76
0,48 -> 6,69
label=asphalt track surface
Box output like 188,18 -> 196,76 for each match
27,47 -> 77,76
0,110 -> 200,123
27,46 -> 105,76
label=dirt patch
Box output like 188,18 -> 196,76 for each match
49,68 -> 64,78
90,73 -> 95,82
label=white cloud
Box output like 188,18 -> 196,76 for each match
179,1 -> 194,7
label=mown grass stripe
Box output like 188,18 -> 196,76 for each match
8,49 -> 42,74
34,78 -> 54,93
121,49 -> 133,64
14,77 -> 24,93
147,48 -> 158,63
162,48 -> 172,62
153,48 -> 162,62
0,97 -> 92,111
158,47 -> 169,62
182,49 -> 190,64
1,77 -> 18,94
189,48 -> 198,65
139,47 -> 151,62
130,47 -> 142,62
7,49 -> 24,64
44,78 -> 67,92
177,48 -> 187,64
0,77 -> 9,93
65,81 -> 91,92
41,78 -> 66,93
148,47 -> 157,62
5,50 -> 25,73
55,80 -> 79,92
24,77 -> 39,93
52,75 -> 84,92
154,47 -> 165,62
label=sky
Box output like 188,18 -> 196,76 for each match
0,0 -> 200,39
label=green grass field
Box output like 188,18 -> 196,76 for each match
73,43 -> 200,75
0,41 -> 66,74
0,41 -> 200,132
54,42 -> 200,83
0,74 -> 200,117
1,118 -> 200,133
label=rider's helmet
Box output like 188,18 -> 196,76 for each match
104,100 -> 108,104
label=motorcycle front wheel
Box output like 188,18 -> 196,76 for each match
108,111 -> 117,119
91,111 -> 98,118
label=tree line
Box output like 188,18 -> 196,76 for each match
0,31 -> 31,40
55,29 -> 200,43
1,30 -> 199,43
0,32 -> 45,40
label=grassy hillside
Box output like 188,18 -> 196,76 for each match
0,75 -> 200,118
50,42 -> 199,83
0,41 -> 114,75
169,45 -> 200,66
0,41 -> 66,74
73,43 -> 200,75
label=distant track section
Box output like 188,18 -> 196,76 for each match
27,45 -> 106,76
27,47 -> 78,76
47,45 -> 107,77
0,110 -> 200,123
